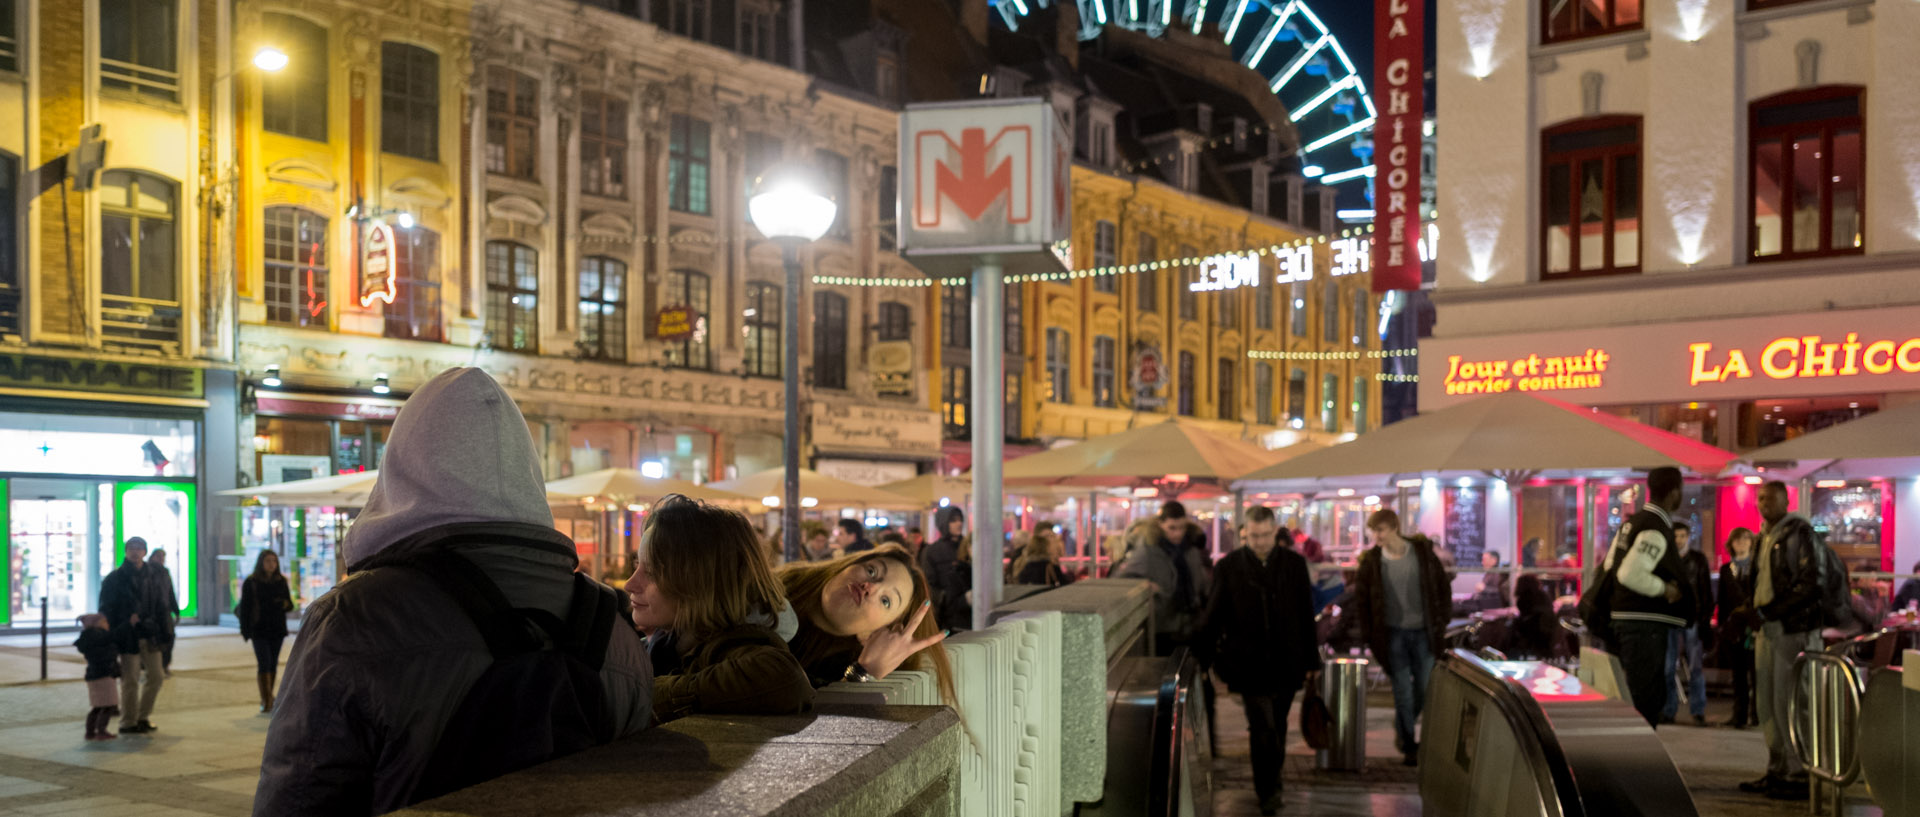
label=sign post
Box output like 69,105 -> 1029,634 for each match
1371,0 -> 1425,293
900,98 -> 1070,630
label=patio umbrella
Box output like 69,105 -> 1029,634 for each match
879,473 -> 975,506
1743,400 -> 1920,478
1236,392 -> 1739,484
543,468 -> 759,506
710,467 -> 920,509
1000,416 -> 1290,486
217,471 -> 380,506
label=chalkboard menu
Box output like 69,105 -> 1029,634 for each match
1444,486 -> 1486,564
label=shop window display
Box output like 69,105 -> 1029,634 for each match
1809,481 -> 1885,573
1738,396 -> 1874,450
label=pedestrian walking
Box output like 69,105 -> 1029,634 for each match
147,548 -> 181,675
833,519 -> 874,554
1718,527 -> 1760,729
1595,466 -> 1694,730
98,536 -> 165,734
1740,480 -> 1826,802
238,550 -> 294,713
1118,518 -> 1203,656
918,506 -> 970,631
1157,501 -> 1214,602
777,547 -> 954,702
74,614 -> 121,741
254,368 -> 653,817
1662,521 -> 1714,726
1196,506 -> 1319,816
1348,509 -> 1450,766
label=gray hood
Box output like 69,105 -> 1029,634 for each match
344,367 -> 559,566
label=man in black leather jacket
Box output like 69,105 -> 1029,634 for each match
1742,480 -> 1825,801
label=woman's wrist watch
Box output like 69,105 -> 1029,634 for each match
842,661 -> 876,683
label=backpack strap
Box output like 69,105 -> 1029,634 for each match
562,573 -> 619,672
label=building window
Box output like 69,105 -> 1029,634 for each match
1255,362 -> 1274,426
1542,116 -> 1641,278
1093,335 -> 1117,408
878,165 -> 898,251
1177,244 -> 1197,320
660,0 -> 711,41
1254,277 -> 1273,330
485,68 -> 539,179
1751,87 -> 1863,261
744,131 -> 782,198
99,0 -> 178,101
263,207 -> 328,328
1321,373 -> 1339,432
581,92 -> 628,198
941,280 -> 970,349
668,114 -> 712,214
1045,327 -> 1071,403
385,228 -> 441,341
0,0 -> 16,72
99,170 -> 180,352
1005,282 -> 1023,355
1136,233 -> 1158,313
744,281 -> 780,377
1092,220 -> 1117,293
1544,0 -> 1641,44
1287,367 -> 1306,427
878,301 -> 911,341
577,256 -> 626,361
817,149 -> 849,238
261,14 -> 326,141
1217,358 -> 1237,421
1351,289 -> 1369,346
1004,373 -> 1022,439
943,366 -> 970,435
1353,376 -> 1369,434
876,54 -> 900,100
740,4 -> 779,61
484,241 -> 539,353
813,291 -> 847,388
1090,120 -> 1112,167
1219,287 -> 1238,329
380,43 -> 439,160
666,269 -> 712,370
0,152 -> 15,337
1177,351 -> 1196,416
1322,282 -> 1339,343
1289,280 -> 1307,336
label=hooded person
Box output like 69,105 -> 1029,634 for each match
254,369 -> 653,817
918,506 -> 970,631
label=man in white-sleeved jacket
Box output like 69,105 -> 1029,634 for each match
1598,466 -> 1696,727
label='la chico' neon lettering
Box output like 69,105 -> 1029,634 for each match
1689,333 -> 1920,385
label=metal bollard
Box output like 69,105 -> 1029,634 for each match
1790,650 -> 1865,817
1316,656 -> 1370,771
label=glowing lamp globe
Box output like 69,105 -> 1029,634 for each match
748,166 -> 836,242
253,47 -> 290,72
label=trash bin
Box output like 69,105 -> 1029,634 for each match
1316,656 -> 1369,771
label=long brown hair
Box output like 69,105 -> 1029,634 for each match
643,495 -> 787,642
1011,527 -> 1061,580
778,545 -> 956,705
250,550 -> 282,581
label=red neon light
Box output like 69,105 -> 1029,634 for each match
304,239 -> 327,319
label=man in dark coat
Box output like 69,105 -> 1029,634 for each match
1347,509 -> 1451,766
832,518 -> 874,554
98,536 -> 165,733
1742,480 -> 1827,801
1197,506 -> 1319,816
918,506 -> 970,630
1599,466 -> 1693,730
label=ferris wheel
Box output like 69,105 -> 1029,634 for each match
993,0 -> 1377,196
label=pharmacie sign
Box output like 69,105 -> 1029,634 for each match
0,353 -> 204,398
1420,304 -> 1920,409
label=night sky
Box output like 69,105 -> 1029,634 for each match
1308,0 -> 1440,111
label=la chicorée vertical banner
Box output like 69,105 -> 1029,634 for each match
1372,0 -> 1424,293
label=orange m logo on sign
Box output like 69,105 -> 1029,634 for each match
914,125 -> 1032,228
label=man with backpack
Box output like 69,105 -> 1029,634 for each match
1592,467 -> 1694,729
254,368 -> 653,816
1740,480 -> 1827,802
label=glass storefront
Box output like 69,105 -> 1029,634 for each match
1809,479 -> 1887,573
234,506 -> 344,613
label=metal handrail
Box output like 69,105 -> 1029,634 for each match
1787,651 -> 1865,802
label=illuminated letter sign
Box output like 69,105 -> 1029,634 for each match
1442,349 -> 1611,396
1371,0 -> 1425,293
359,222 -> 398,307
1191,253 -> 1261,292
1688,332 -> 1920,386
1274,245 -> 1314,284
1331,237 -> 1370,277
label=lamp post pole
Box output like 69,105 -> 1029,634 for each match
781,241 -> 804,564
969,254 -> 1004,631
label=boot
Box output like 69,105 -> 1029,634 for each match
257,672 -> 273,713
85,710 -> 98,740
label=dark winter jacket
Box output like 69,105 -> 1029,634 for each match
98,562 -> 149,654
1196,546 -> 1320,695
920,506 -> 970,630
1606,506 -> 1694,629
144,564 -> 180,646
74,628 -> 121,681
1679,549 -> 1715,641
1718,559 -> 1758,651
253,368 -> 652,817
1348,534 -> 1452,672
1118,527 -> 1205,641
1757,514 -> 1826,634
1894,578 -> 1920,613
647,606 -> 813,724
1014,558 -> 1065,587
239,573 -> 294,641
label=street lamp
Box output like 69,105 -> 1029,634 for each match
252,46 -> 290,72
748,164 -> 836,564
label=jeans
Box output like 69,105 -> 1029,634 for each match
1757,622 -> 1819,779
117,638 -> 165,728
251,634 -> 285,675
1662,627 -> 1707,719
1242,687 -> 1300,801
1728,637 -> 1757,724
1386,627 -> 1435,753
1613,621 -> 1674,728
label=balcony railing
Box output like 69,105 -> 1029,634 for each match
100,57 -> 181,102
101,293 -> 184,355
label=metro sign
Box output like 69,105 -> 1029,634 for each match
900,98 -> 1071,251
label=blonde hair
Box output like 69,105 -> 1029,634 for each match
778,545 -> 956,705
642,495 -> 787,642
1011,527 -> 1064,580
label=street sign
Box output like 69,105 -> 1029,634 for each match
1132,344 -> 1169,408
72,124 -> 107,192
899,98 -> 1071,252
358,222 -> 397,307
654,306 -> 698,341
